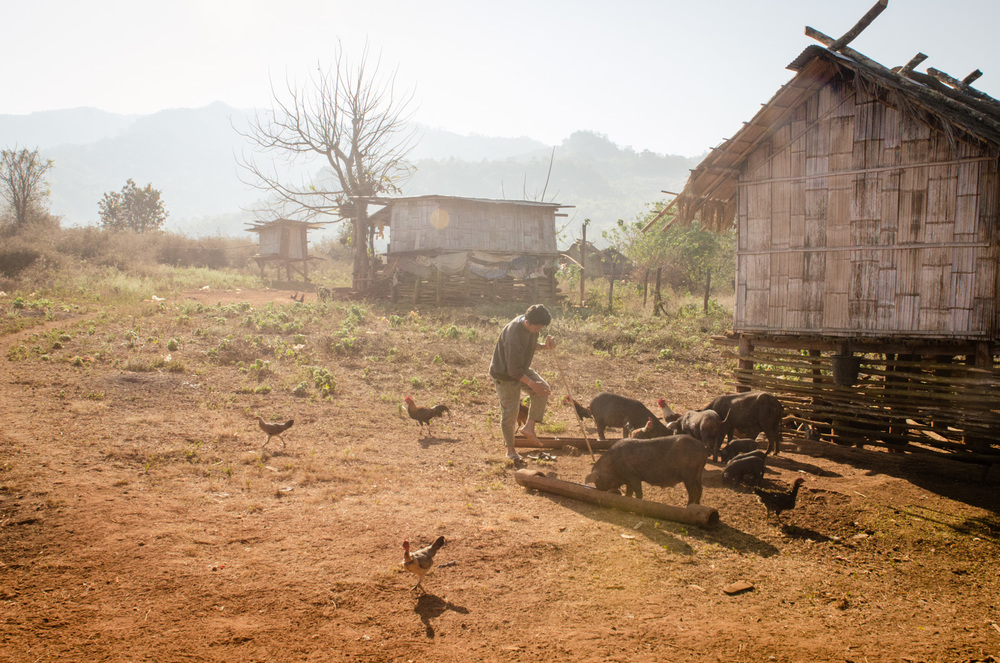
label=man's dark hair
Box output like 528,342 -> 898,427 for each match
524,304 -> 551,327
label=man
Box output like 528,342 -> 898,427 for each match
489,304 -> 556,462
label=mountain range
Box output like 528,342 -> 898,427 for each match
0,103 -> 703,245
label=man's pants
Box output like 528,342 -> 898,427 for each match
494,369 -> 549,449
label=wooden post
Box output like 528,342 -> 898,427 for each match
435,267 -> 442,305
653,267 -> 662,316
642,268 -> 649,308
579,224 -> 587,306
703,268 -> 711,313
737,336 -> 753,392
966,343 -> 992,452
607,276 -> 614,313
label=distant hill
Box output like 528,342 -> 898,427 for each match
0,105 -> 701,245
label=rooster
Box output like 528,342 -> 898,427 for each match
401,536 -> 446,592
565,395 -> 592,420
657,398 -> 681,424
256,416 -> 294,448
754,477 -> 806,521
403,396 -> 450,435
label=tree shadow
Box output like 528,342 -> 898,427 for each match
414,593 -> 469,639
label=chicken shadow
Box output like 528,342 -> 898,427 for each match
414,593 -> 469,639
779,523 -> 834,542
417,435 -> 462,449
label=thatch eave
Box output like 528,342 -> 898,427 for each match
668,44 -> 1000,233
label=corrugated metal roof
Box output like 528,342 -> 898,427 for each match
358,194 -> 570,209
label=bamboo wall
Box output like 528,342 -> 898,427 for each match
388,198 -> 558,254
736,80 -> 1000,340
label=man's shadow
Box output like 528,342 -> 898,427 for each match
414,593 -> 469,638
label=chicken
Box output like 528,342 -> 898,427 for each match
401,536 -> 446,591
290,292 -> 305,303
754,477 -> 805,520
403,396 -> 450,435
256,415 -> 294,448
657,398 -> 681,423
565,395 -> 592,420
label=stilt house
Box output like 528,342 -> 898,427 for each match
246,218 -> 330,282
662,3 -> 1000,458
367,195 -> 569,304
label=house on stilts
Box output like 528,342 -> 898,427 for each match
659,1 -> 1000,460
365,195 -> 570,305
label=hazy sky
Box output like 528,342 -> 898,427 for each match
4,0 -> 999,157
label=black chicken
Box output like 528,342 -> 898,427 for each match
754,477 -> 805,520
565,395 -> 592,420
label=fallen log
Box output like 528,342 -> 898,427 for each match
514,435 -> 616,451
513,469 -> 720,528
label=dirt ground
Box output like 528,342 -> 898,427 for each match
1,287 -> 999,662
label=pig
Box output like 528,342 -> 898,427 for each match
587,392 -> 671,441
665,409 -> 726,462
719,438 -> 759,463
703,391 -> 784,455
722,452 -> 766,487
584,434 -> 708,504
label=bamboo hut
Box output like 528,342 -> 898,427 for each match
662,3 -> 1000,459
246,218 -> 330,282
367,195 -> 570,305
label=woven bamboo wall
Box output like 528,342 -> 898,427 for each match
736,80 -> 1000,340
388,198 -> 558,254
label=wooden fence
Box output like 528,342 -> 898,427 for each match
717,338 -> 1000,461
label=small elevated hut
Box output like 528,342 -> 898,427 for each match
663,3 -> 1000,459
368,195 -> 569,304
246,218 -> 331,283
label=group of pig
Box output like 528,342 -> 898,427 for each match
580,390 -> 785,505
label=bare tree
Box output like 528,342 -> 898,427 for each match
239,44 -> 416,290
0,146 -> 53,228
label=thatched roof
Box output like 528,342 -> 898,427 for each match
663,39 -> 1000,233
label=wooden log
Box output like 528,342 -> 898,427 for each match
826,0 -> 888,52
513,470 -> 720,528
514,435 -> 615,451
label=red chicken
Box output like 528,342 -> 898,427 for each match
657,398 -> 680,423
401,536 -> 446,591
403,396 -> 450,435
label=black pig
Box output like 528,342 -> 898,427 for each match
703,391 -> 784,455
722,453 -> 766,487
584,434 -> 708,504
588,392 -> 671,441
719,438 -> 760,463
667,409 -> 726,462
